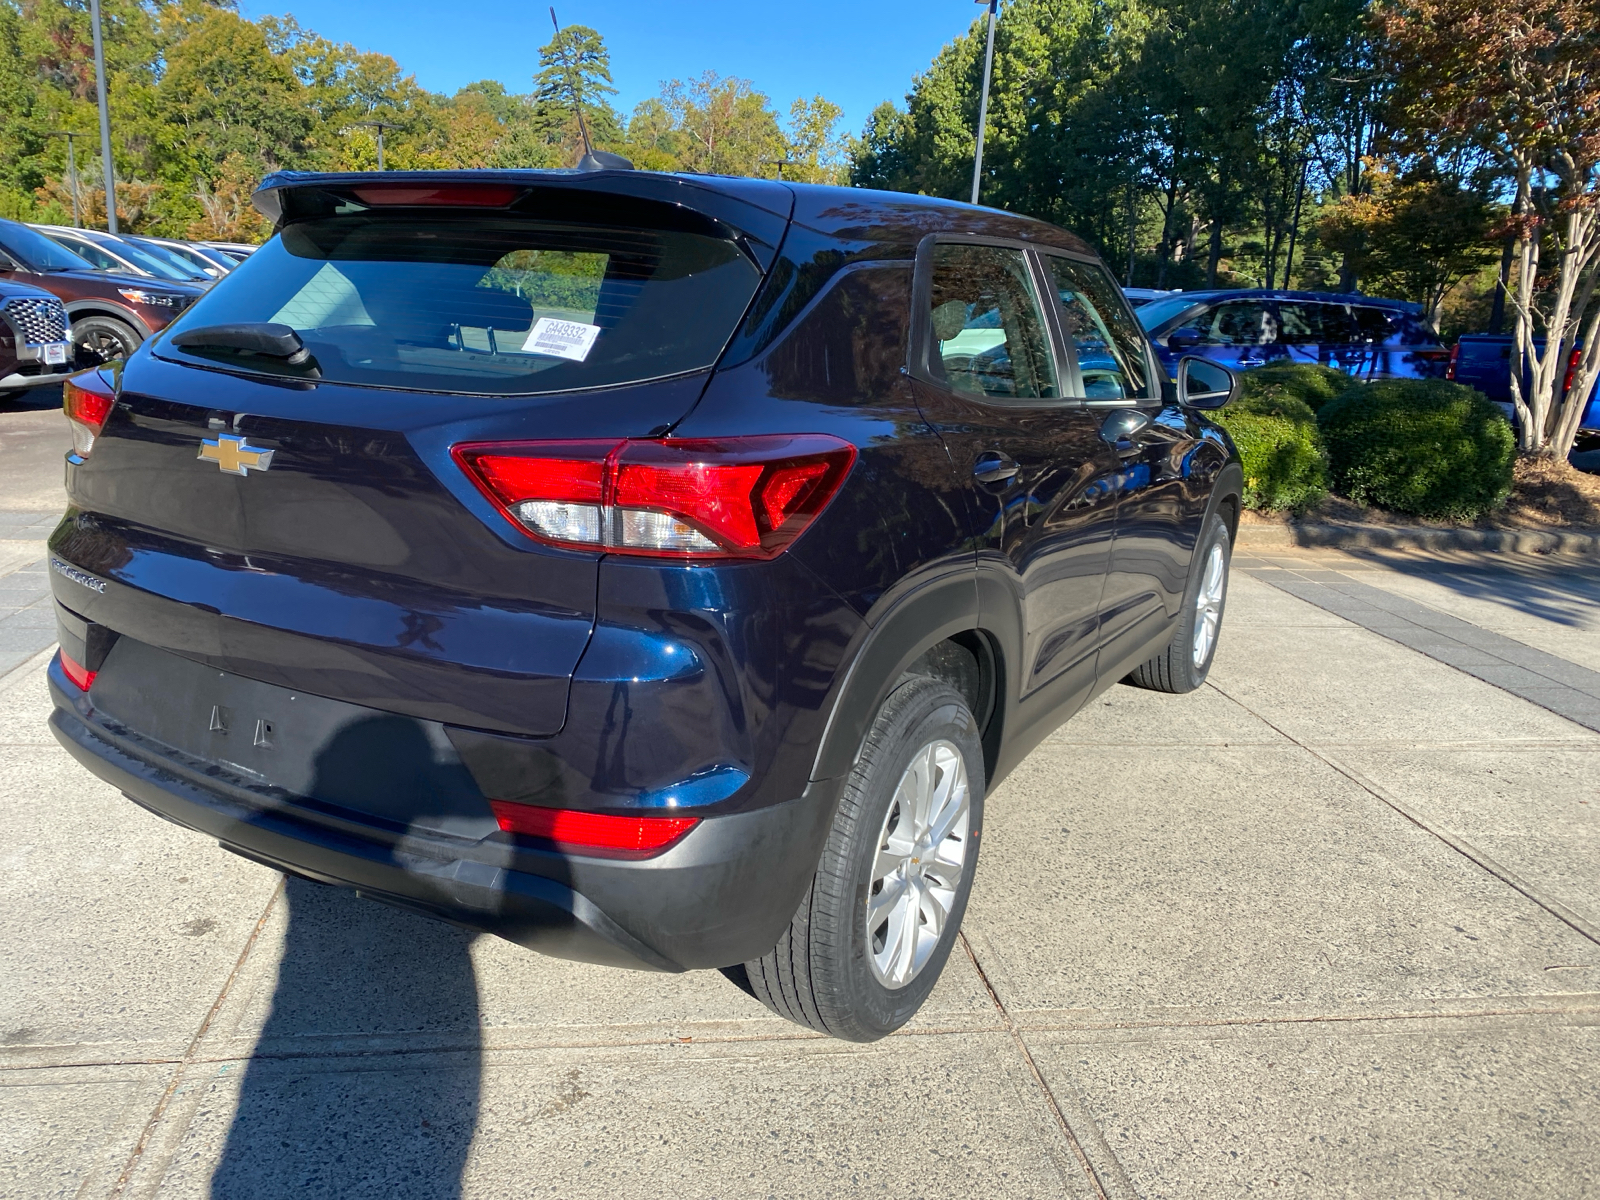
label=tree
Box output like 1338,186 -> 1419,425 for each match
1378,0 -> 1600,457
1318,162 -> 1498,325
658,72 -> 784,177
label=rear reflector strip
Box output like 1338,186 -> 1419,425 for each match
59,650 -> 96,691
490,801 -> 697,858
352,184 -> 522,207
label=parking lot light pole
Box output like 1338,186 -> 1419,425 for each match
89,0 -> 117,233
351,120 -> 401,171
49,132 -> 82,227
970,0 -> 999,205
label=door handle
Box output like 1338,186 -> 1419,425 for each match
1099,408 -> 1151,452
973,453 -> 1019,485
1239,355 -> 1266,368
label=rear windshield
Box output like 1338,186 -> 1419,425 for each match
160,214 -> 764,394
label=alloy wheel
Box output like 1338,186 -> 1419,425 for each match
1191,541 -> 1227,667
865,738 -> 971,989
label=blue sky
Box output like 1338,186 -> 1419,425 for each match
238,0 -> 984,139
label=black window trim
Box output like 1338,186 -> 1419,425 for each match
908,232 -> 1081,408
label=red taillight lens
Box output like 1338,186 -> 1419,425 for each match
489,801 -> 697,858
1445,343 -> 1460,380
59,650 -> 96,691
352,184 -> 523,207
453,435 -> 856,559
1563,347 -> 1583,398
63,372 -> 115,457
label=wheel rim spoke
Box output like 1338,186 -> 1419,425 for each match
866,736 -> 972,990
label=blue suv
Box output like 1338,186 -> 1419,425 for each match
1137,288 -> 1449,384
46,170 -> 1243,1040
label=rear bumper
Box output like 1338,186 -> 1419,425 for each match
48,657 -> 840,972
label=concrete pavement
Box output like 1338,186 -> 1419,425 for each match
2,384 -> 1597,1197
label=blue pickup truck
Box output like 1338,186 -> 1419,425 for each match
1448,334 -> 1598,435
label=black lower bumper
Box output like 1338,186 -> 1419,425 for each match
48,660 -> 840,972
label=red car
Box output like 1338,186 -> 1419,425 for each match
0,217 -> 206,366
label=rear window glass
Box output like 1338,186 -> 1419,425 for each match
160,215 -> 764,395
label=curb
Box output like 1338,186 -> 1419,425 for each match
1235,521 -> 1600,555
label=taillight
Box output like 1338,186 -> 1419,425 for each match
489,801 -> 697,858
1445,344 -> 1460,380
59,650 -> 96,691
63,372 -> 115,457
453,435 -> 856,559
1563,347 -> 1583,398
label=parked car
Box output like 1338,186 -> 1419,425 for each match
1447,333 -> 1598,434
1137,288 -> 1450,381
1123,286 -> 1182,307
35,225 -> 212,285
0,218 -> 207,364
45,169 -> 1243,1041
134,235 -> 235,278
199,241 -> 259,262
0,277 -> 76,400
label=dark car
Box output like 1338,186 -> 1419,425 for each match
1447,333 -> 1597,435
1137,288 -> 1449,385
44,170 -> 1243,1040
0,218 -> 206,365
0,277 -> 76,400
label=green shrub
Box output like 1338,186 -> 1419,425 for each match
1213,388 -> 1329,514
1236,362 -> 1353,413
1317,379 -> 1514,520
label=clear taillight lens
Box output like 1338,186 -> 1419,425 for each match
63,372 -> 115,458
452,435 -> 856,559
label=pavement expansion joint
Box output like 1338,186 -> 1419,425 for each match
959,932 -> 1132,1200
1208,679 -> 1600,949
106,876 -> 285,1199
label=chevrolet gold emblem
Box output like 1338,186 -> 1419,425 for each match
198,434 -> 274,476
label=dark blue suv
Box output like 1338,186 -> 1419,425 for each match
1136,288 -> 1449,386
45,170 -> 1243,1040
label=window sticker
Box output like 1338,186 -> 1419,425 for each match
522,317 -> 601,362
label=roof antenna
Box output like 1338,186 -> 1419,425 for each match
549,8 -> 632,171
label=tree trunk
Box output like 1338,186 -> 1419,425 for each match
1206,219 -> 1223,288
1487,236 -> 1514,334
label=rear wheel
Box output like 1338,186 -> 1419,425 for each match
741,676 -> 985,1041
72,315 -> 142,367
1124,511 -> 1232,693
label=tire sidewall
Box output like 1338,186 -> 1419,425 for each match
835,680 -> 985,1038
73,316 -> 140,367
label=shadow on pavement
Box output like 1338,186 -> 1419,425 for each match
210,879 -> 482,1199
1344,545 -> 1600,630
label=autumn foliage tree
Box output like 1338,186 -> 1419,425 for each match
1377,0 -> 1600,457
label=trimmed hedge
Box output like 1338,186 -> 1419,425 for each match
1317,379 -> 1514,520
1213,384 -> 1329,514
1236,361 -> 1353,413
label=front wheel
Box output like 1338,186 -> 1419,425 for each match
1125,512 -> 1232,693
72,315 -> 142,367
741,676 -> 985,1041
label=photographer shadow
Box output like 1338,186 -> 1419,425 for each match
211,716 -> 488,1199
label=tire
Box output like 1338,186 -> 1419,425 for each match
1124,512 -> 1232,693
71,315 -> 142,367
741,676 -> 985,1041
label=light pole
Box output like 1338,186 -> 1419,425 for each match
351,120 -> 401,171
49,132 -> 82,227
970,0 -> 998,205
89,0 -> 117,233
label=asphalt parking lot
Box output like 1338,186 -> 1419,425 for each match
2,383 -> 1597,1198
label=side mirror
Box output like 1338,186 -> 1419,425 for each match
1176,355 -> 1239,410
0,250 -> 17,272
1167,326 -> 1203,350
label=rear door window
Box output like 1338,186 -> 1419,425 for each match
160,215 -> 764,395
1201,302 -> 1277,345
1277,301 -> 1353,345
925,243 -> 1058,400
1045,256 -> 1151,400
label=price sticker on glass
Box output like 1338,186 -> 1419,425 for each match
522,318 -> 601,362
